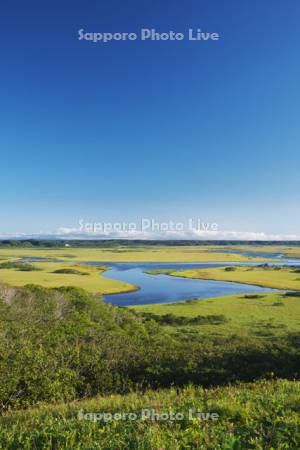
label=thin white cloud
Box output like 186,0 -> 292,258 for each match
0,227 -> 299,241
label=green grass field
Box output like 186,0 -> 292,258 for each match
0,379 -> 298,449
133,292 -> 300,338
0,261 -> 136,295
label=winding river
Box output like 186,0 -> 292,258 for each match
98,250 -> 300,306
100,261 -> 282,306
22,250 -> 300,307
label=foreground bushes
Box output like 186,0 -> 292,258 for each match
0,284 -> 299,410
0,379 -> 299,449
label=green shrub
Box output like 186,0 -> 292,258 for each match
52,268 -> 89,275
141,312 -> 228,326
0,262 -> 39,271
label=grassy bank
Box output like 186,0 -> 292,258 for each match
0,261 -> 136,295
147,264 -> 300,290
0,379 -> 299,449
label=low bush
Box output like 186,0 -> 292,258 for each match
141,312 -> 228,325
0,262 -> 39,271
52,268 -> 89,275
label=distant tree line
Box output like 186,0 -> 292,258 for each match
0,239 -> 300,248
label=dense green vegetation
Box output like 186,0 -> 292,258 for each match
0,283 -> 299,413
1,379 -> 299,449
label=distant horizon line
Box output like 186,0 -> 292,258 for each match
0,237 -> 300,245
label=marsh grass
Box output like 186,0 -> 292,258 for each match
0,379 -> 299,449
133,292 -> 300,338
167,265 -> 300,290
0,262 -> 136,295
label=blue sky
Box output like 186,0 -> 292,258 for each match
1,0 -> 300,239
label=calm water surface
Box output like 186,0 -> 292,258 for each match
21,252 -> 300,307
100,262 -> 282,306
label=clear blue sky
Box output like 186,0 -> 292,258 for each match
1,0 -> 300,238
